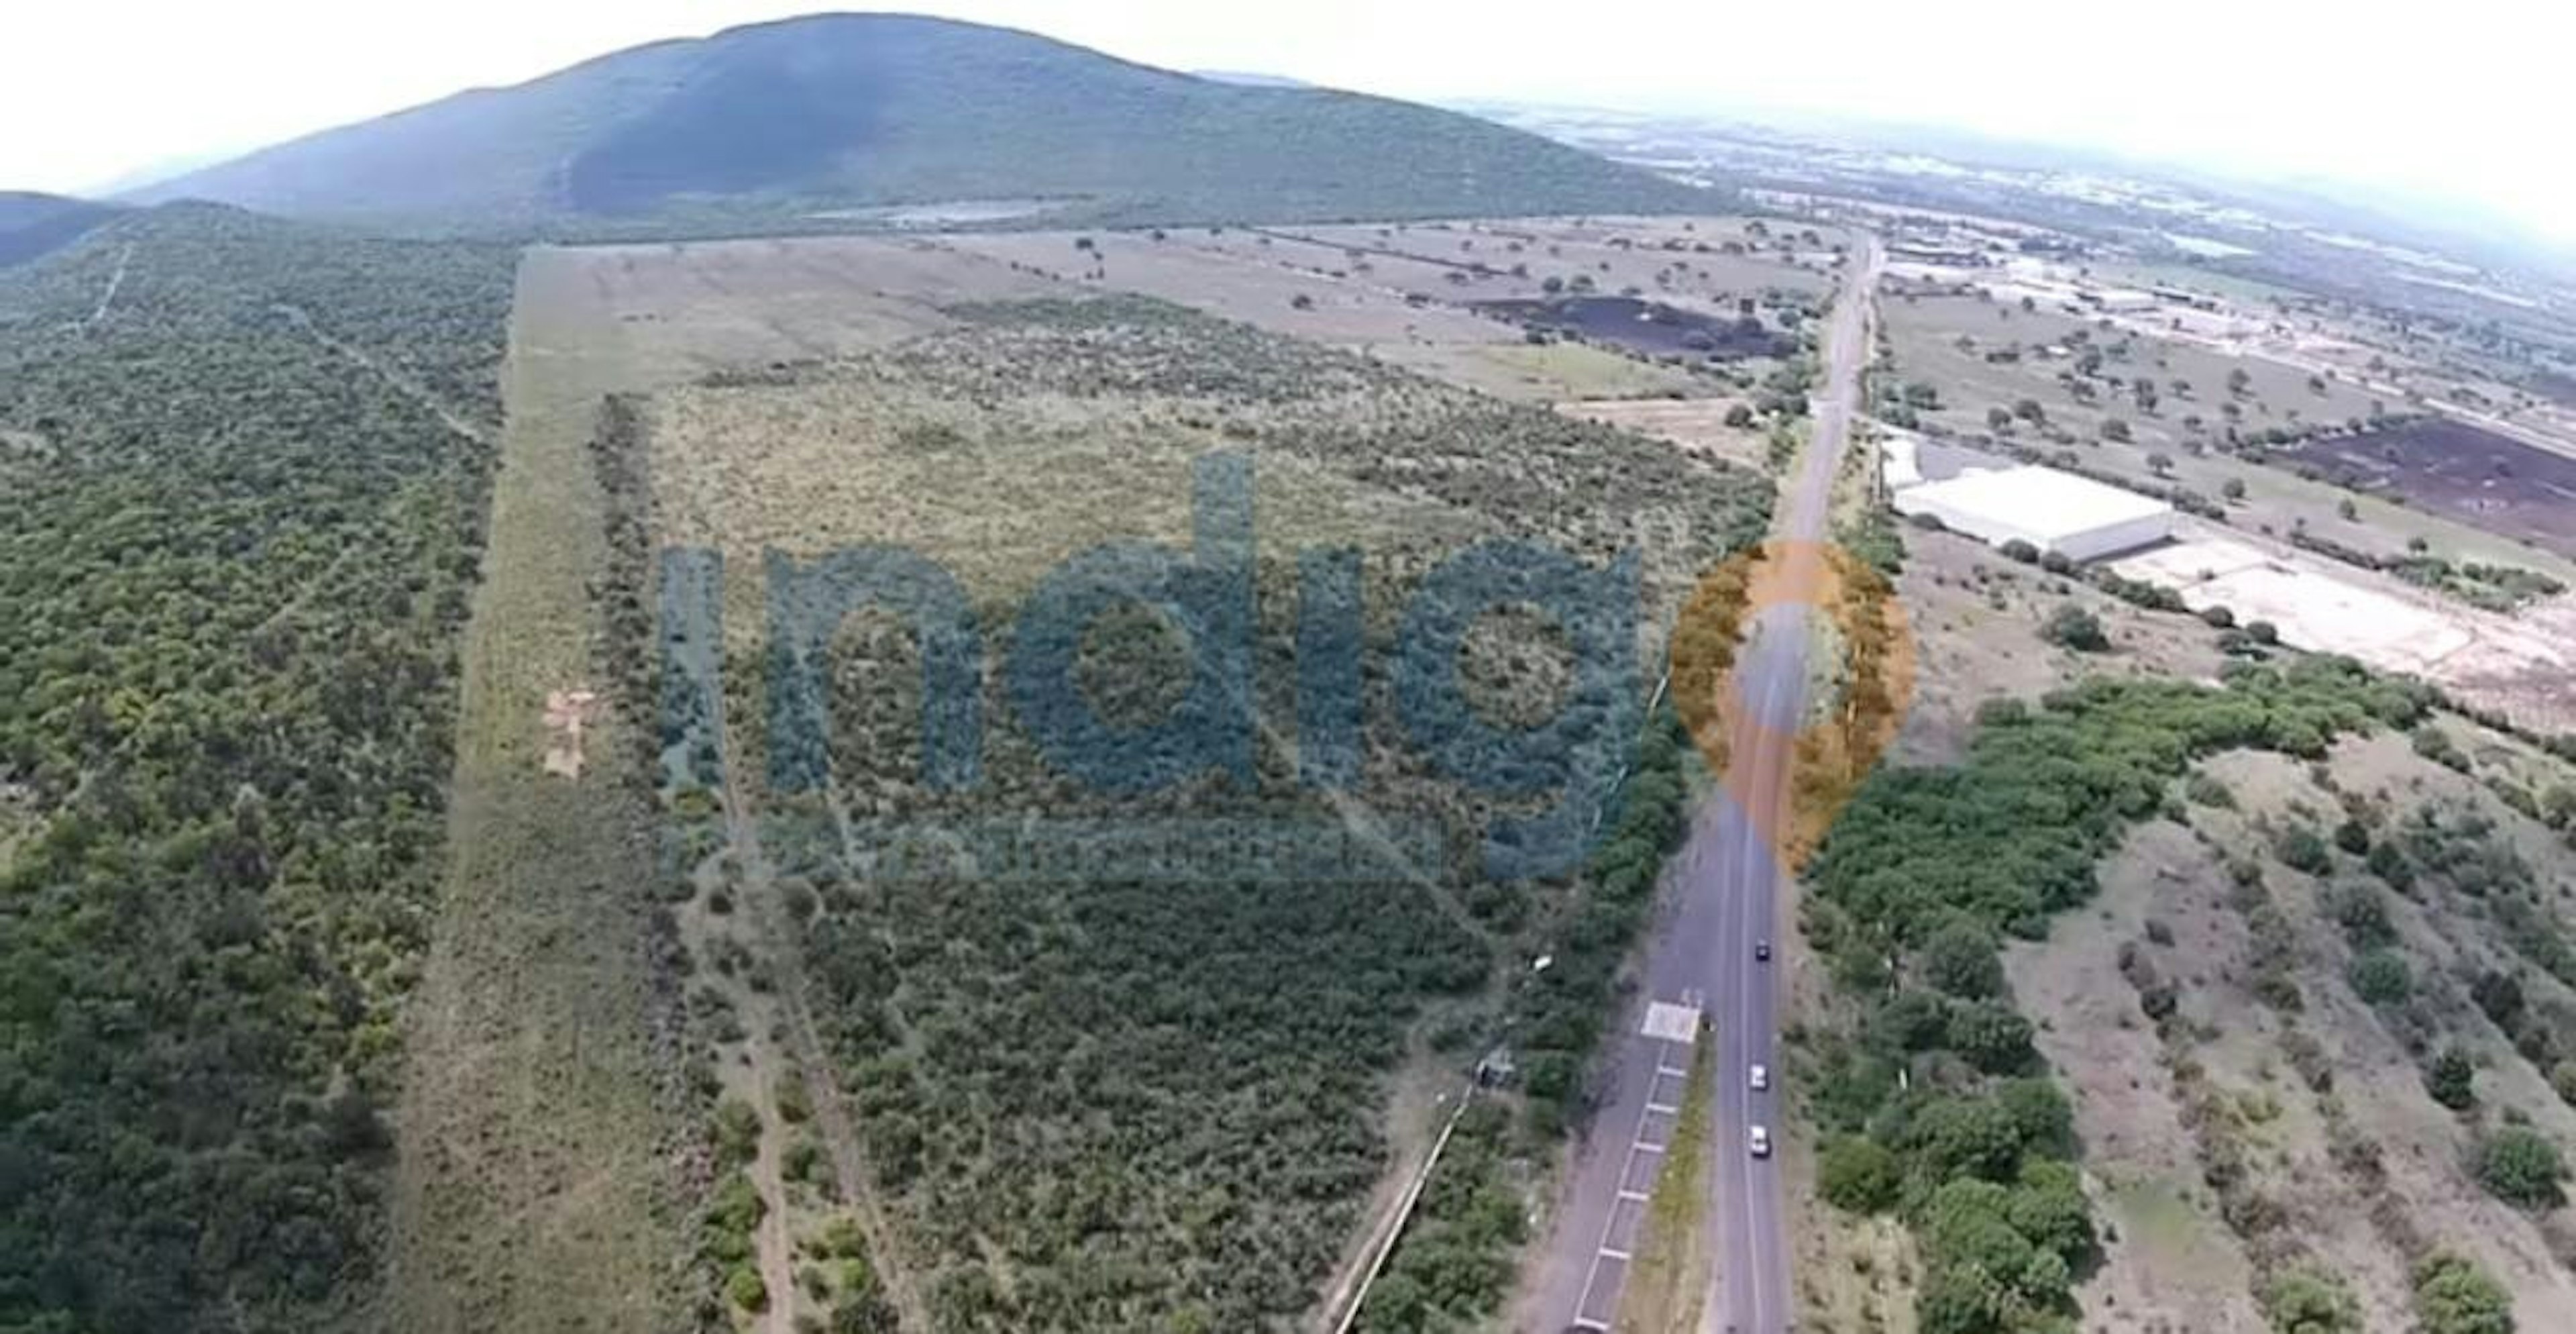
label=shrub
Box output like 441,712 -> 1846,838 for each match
2412,1251 -> 2514,1334
728,1264 -> 771,1312
2200,604 -> 2237,628
2413,724 -> 2469,772
1818,1136 -> 1900,1213
2185,772 -> 2235,808
2556,1062 -> 2576,1110
776,1075 -> 812,1124
2426,1046 -> 2478,1111
2041,604 -> 2109,652
2347,950 -> 2412,1006
2367,839 -> 2415,891
714,1097 -> 763,1170
2332,819 -> 2371,856
2000,537 -> 2041,564
2259,1264 -> 2363,1334
2472,1127 -> 2565,1209
1922,919 -> 2006,999
2245,619 -> 2280,645
2274,827 -> 2331,875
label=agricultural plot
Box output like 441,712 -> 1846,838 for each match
1879,289 -> 2576,587
2287,417 -> 2576,558
591,270 -> 1774,1331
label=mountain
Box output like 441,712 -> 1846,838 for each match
1191,69 -> 1319,89
137,13 -> 1709,229
0,193 -> 122,266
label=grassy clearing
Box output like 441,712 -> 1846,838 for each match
382,249 -> 694,1333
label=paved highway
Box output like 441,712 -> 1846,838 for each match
1528,236 -> 1881,1334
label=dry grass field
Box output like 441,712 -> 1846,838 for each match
2010,727 -> 2576,1331
439,227 -> 1782,1331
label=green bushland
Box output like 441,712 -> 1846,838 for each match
0,205 -> 514,1331
729,297 -> 1768,1331
1801,657 -> 2434,1333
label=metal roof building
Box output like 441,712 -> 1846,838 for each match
1891,464 -> 2176,562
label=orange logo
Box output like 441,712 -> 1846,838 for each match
1668,540 -> 1916,876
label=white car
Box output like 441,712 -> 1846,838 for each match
1749,1125 -> 1772,1158
1748,1063 -> 1770,1092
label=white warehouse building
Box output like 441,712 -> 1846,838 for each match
1891,464 -> 2175,562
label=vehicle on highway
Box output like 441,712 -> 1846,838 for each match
1748,1062 -> 1769,1090
1754,939 -> 1771,962
1748,1125 -> 1771,1157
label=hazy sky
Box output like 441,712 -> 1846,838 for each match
9,1 -> 2573,240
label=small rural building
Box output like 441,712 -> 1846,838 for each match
1892,464 -> 2175,562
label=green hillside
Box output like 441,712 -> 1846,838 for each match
0,193 -> 123,267
136,13 -> 1711,229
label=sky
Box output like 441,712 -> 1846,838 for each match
9,0 -> 2575,242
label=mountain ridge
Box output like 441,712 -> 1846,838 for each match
138,13 -> 1711,230
0,192 -> 123,266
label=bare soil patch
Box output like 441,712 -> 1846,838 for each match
2288,417 -> 2576,558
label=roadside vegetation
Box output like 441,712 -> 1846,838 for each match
1801,658 -> 2437,1333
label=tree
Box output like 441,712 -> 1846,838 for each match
2347,950 -> 2412,1006
1289,293 -> 1315,311
1999,537 -> 2041,564
1922,919 -> 2006,998
2014,397 -> 2047,424
1724,403 -> 1756,428
1946,1000 -> 2039,1074
2229,366 -> 2254,396
1907,1096 -> 2031,1182
2426,1045 -> 2478,1111
2245,619 -> 2279,645
1904,380 -> 1942,409
2144,448 -> 2172,474
2006,1159 -> 2094,1261
2041,605 -> 2108,652
1995,1078 -> 2076,1158
1818,1136 -> 1900,1213
1987,405 -> 2015,432
2200,605 -> 2236,629
2337,497 -> 2359,521
2102,417 -> 2133,443
2473,1127 -> 2564,1208
2259,1264 -> 2363,1334
2222,476 -> 2248,501
2412,1251 -> 2515,1334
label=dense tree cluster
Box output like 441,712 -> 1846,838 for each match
0,206 -> 514,1331
1801,658 -> 2434,1333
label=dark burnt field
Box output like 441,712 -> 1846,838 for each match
2286,417 -> 2576,555
1471,295 -> 1795,360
